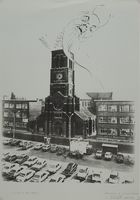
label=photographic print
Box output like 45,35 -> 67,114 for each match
0,0 -> 139,199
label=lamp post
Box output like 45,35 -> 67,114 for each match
63,112 -> 74,140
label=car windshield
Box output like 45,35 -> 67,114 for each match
10,169 -> 16,173
106,152 -> 111,155
20,173 -> 25,177
117,155 -> 123,158
37,162 -> 42,165
97,151 -> 102,153
110,175 -> 117,179
34,175 -> 40,178
93,173 -> 100,177
4,166 -> 10,169
50,179 -> 56,182
79,169 -> 86,173
67,163 -> 73,170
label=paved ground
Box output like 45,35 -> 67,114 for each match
1,138 -> 134,183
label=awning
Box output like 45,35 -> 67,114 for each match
102,143 -> 118,148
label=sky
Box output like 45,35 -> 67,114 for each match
0,0 -> 139,101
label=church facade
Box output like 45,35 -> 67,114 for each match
43,49 -> 95,140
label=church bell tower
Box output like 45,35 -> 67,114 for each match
45,49 -> 80,138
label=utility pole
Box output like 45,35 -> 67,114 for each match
63,112 -> 74,141
13,111 -> 16,139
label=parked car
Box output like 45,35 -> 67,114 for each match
76,167 -> 88,180
108,171 -> 119,184
23,156 -> 38,167
21,142 -> 33,150
19,141 -> 27,147
30,171 -> 50,182
3,152 -> 13,161
3,139 -> 12,145
69,151 -> 83,159
4,153 -> 17,162
10,139 -> 21,146
14,154 -> 29,165
115,153 -> 124,163
31,159 -> 47,171
50,144 -> 58,153
56,147 -> 66,156
47,162 -> 61,174
95,150 -> 103,159
2,163 -> 19,176
49,174 -> 66,183
92,170 -> 102,183
104,152 -> 113,161
62,162 -> 78,178
34,143 -> 43,150
122,174 -> 134,184
7,165 -> 28,180
2,152 -> 10,160
42,145 -> 50,152
86,145 -> 93,155
16,169 -> 35,182
65,179 -> 80,183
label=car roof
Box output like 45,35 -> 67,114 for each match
35,171 -> 49,175
49,161 -> 59,165
28,156 -> 37,159
20,169 -> 34,173
110,171 -> 118,176
93,170 -> 102,174
79,167 -> 88,170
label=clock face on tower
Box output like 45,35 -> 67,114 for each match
56,73 -> 63,80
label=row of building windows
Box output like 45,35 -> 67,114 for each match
99,128 -> 133,137
3,111 -> 28,119
81,101 -> 91,107
98,104 -> 134,112
4,103 -> 28,109
3,121 -> 27,128
98,116 -> 135,124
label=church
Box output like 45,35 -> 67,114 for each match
36,49 -> 96,142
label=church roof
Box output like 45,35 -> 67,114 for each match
86,92 -> 113,100
75,108 -> 95,121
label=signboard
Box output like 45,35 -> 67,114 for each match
70,140 -> 89,154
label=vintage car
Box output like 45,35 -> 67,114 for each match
62,162 -> 78,178
92,170 -> 102,183
30,171 -> 50,182
47,162 -> 61,174
23,156 -> 38,167
16,169 -> 35,182
108,171 -> 120,184
34,143 -> 43,150
104,152 -> 113,161
31,159 -> 47,171
49,174 -> 66,183
76,167 -> 88,180
42,145 -> 51,152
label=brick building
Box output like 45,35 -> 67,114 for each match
2,97 -> 37,130
94,100 -> 135,140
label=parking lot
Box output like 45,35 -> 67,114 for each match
1,138 -> 134,183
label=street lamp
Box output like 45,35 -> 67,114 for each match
63,112 -> 74,140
